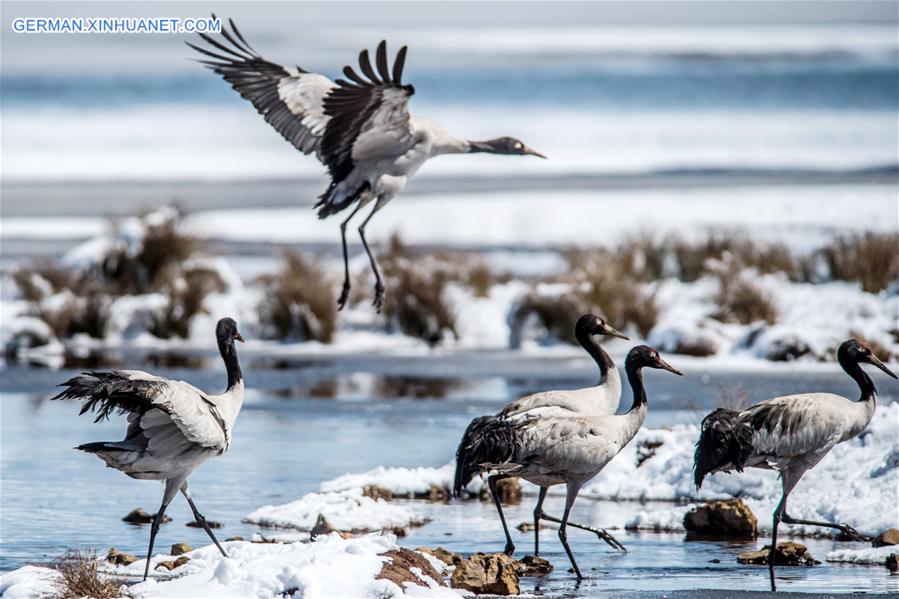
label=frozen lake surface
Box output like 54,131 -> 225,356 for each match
2,356 -> 896,596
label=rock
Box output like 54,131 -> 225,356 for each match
886,553 -> 898,574
377,548 -> 447,588
684,499 -> 757,538
310,514 -> 352,540
737,542 -> 819,566
186,519 -> 222,528
416,546 -> 462,567
451,553 -> 520,595
428,484 -> 449,502
517,521 -> 555,533
873,529 -> 899,547
122,507 -> 171,525
478,478 -> 522,505
515,555 -> 553,577
170,543 -> 192,556
225,536 -> 244,542
362,485 -> 393,501
105,548 -> 138,566
765,337 -> 811,362
155,556 -> 190,571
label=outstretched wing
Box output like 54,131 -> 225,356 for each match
320,40 -> 416,186
53,370 -> 227,451
187,16 -> 334,159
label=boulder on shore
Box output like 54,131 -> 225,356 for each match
516,555 -> 553,577
873,528 -> 899,547
684,499 -> 757,538
478,478 -> 522,505
170,543 -> 192,556
105,548 -> 138,566
416,546 -> 462,566
122,507 -> 171,525
155,556 -> 190,571
451,552 -> 520,595
377,548 -> 447,588
737,542 -> 819,566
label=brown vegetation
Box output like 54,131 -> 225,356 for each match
820,232 -> 899,293
52,550 -> 126,599
257,250 -> 337,343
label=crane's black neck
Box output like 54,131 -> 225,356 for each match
839,353 -> 876,402
218,337 -> 242,390
624,358 -> 647,412
575,327 -> 615,384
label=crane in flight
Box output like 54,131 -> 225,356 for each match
189,18 -> 545,311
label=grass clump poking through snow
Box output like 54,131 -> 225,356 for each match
12,266 -> 112,340
566,248 -> 658,337
820,231 -> 899,293
379,235 -> 457,346
52,550 -> 125,599
257,250 -> 337,343
100,207 -> 204,295
711,264 -> 778,325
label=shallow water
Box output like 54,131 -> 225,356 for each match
1,358 -> 896,595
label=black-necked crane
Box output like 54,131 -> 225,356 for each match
188,18 -> 544,311
52,318 -> 246,580
455,345 -> 682,579
454,313 -> 630,553
694,338 -> 896,584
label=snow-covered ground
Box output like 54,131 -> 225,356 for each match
244,489 -> 425,533
826,545 -> 897,565
317,403 -> 899,539
2,202 -> 897,370
0,534 -> 461,599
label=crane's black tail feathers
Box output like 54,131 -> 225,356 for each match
453,416 -> 520,498
693,408 -> 754,489
51,371 -> 161,423
76,441 -> 128,454
314,181 -> 370,219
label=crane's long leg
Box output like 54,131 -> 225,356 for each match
488,475 -> 515,556
336,201 -> 368,311
143,477 -> 182,581
767,469 -> 803,591
558,481 -> 584,580
539,512 -> 627,552
357,197 -> 389,312
533,486 -> 547,556
180,481 -> 228,557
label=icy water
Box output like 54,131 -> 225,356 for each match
2,355 -> 896,596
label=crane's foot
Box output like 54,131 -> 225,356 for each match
337,283 -> 351,311
837,524 -> 866,542
372,283 -> 385,313
503,542 -> 515,556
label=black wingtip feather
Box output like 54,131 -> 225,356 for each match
375,41 -> 391,84
392,46 -> 407,85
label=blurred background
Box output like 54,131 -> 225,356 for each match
1,3 -> 898,593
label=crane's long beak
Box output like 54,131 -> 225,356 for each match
601,324 -> 629,340
656,357 -> 683,376
235,332 -> 245,343
868,354 -> 897,378
524,146 -> 547,159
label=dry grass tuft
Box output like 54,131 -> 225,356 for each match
566,248 -> 659,337
52,550 -> 126,599
820,232 -> 899,293
257,250 -> 337,343
509,293 -> 583,346
101,209 -> 204,295
150,267 -> 227,340
716,385 -> 751,411
711,263 -> 778,325
379,235 -> 457,346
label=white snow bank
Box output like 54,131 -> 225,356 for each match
244,489 -> 424,532
826,545 -> 897,565
0,566 -> 62,599
584,403 -> 898,537
0,535 -> 461,599
320,462 -> 485,496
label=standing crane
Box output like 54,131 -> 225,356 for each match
455,345 -> 682,579
52,318 -> 246,580
454,313 -> 630,553
188,18 -> 544,311
694,339 -> 896,585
